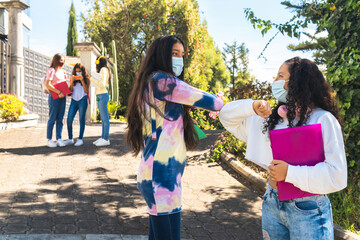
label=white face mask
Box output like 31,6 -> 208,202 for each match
272,80 -> 289,103
172,57 -> 184,77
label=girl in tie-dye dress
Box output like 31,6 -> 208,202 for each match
126,35 -> 224,240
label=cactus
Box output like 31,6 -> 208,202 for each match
111,40 -> 119,103
100,42 -> 105,56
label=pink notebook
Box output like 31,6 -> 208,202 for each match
50,81 -> 72,100
269,124 -> 325,201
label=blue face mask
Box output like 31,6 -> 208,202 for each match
172,57 -> 184,77
75,72 -> 82,76
272,80 -> 289,103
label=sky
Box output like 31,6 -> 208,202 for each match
20,0 -> 314,82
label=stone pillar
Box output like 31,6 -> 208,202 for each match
0,1 -> 29,98
73,42 -> 100,124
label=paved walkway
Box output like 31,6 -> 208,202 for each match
0,123 -> 263,240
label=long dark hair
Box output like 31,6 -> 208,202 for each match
96,56 -> 111,85
71,63 -> 90,87
49,53 -> 64,69
264,57 -> 341,132
126,35 -> 197,155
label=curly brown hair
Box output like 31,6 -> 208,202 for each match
264,57 -> 341,132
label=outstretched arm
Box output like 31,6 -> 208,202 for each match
152,72 -> 224,111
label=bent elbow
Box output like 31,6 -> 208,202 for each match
214,99 -> 224,111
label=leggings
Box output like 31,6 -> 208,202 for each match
148,212 -> 181,240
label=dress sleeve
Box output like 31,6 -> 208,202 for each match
151,72 -> 224,111
285,112 -> 348,194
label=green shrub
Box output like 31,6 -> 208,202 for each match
95,101 -> 126,121
190,108 -> 222,130
209,131 -> 247,162
0,94 -> 24,121
329,181 -> 360,234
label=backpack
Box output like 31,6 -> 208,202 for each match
41,75 -> 49,94
41,69 -> 68,94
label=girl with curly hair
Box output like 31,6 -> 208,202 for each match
126,35 -> 224,240
219,57 -> 347,240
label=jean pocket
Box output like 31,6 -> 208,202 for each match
263,192 -> 269,201
294,200 -> 319,212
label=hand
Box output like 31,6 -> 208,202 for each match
58,92 -> 65,98
268,160 -> 288,182
253,100 -> 271,119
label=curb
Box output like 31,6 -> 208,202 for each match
220,152 -> 360,240
0,234 -> 190,240
0,114 -> 39,130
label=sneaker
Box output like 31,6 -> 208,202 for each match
74,139 -> 83,147
64,139 -> 74,146
95,138 -> 110,147
93,138 -> 102,145
47,140 -> 57,148
57,139 -> 66,147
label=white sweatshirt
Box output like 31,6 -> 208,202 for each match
219,99 -> 347,195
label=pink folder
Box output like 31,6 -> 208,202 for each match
269,124 -> 325,201
50,81 -> 72,100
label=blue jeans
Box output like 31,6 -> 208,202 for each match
97,93 -> 110,140
262,184 -> 334,240
67,96 -> 88,140
149,212 -> 181,240
47,94 -> 66,140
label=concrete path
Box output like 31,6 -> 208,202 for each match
0,123 -> 263,239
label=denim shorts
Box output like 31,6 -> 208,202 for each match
262,184 -> 334,240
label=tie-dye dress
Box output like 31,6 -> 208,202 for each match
137,72 -> 224,216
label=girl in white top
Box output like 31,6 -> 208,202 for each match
65,63 -> 90,147
219,57 -> 347,240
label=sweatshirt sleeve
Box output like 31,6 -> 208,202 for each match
218,99 -> 257,142
285,112 -> 348,194
90,68 -> 108,89
152,72 -> 224,111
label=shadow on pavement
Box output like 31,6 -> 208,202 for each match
0,127 -> 262,238
0,163 -> 262,238
1,131 -> 132,158
0,167 -> 147,235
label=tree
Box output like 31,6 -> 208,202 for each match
201,34 -> 230,93
82,0 -> 228,104
222,41 -> 249,90
66,2 -> 79,56
287,33 -> 329,64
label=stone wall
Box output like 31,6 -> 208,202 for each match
23,47 -> 76,124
